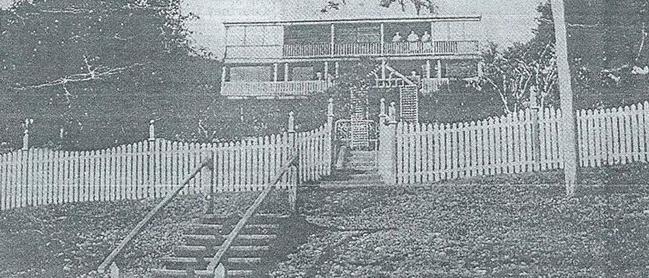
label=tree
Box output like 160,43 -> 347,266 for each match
480,41 -> 558,113
322,0 -> 438,14
0,0 -> 220,150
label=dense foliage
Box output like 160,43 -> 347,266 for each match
0,0 -> 221,150
480,0 -> 649,113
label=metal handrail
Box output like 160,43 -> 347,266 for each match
206,153 -> 299,273
97,157 -> 214,274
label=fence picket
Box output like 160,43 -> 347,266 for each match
594,109 -> 603,167
637,103 -> 648,162
644,102 -> 649,161
485,118 -> 494,175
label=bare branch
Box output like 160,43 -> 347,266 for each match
14,62 -> 144,91
637,22 -> 647,62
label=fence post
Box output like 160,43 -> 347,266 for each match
205,153 -> 215,214
379,98 -> 387,125
148,120 -> 155,141
327,98 -> 335,175
287,112 -> 297,213
379,102 -> 398,185
22,118 -> 33,151
22,129 -> 29,151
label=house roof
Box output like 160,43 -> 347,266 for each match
223,15 -> 482,26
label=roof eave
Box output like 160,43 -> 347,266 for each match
223,15 -> 482,27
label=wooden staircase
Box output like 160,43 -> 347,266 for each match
151,213 -> 288,278
368,63 -> 417,89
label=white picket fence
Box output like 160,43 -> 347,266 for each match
0,124 -> 332,211
577,103 -> 649,167
380,101 -> 649,184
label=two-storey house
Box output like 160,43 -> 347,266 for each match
220,15 -> 482,99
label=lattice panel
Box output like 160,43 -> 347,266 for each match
350,89 -> 370,149
400,86 -> 419,123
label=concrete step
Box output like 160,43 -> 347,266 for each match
183,234 -> 225,246
347,173 -> 382,181
160,256 -> 209,270
318,182 -> 390,188
248,214 -> 289,224
234,234 -> 277,246
151,268 -> 262,278
227,245 -> 271,257
200,214 -> 238,225
346,165 -> 378,171
325,179 -> 384,186
348,151 -> 377,157
346,158 -> 377,164
348,159 -> 377,164
346,161 -> 377,167
241,223 -> 279,234
173,245 -> 218,257
151,269 -> 212,278
227,269 -> 259,277
226,257 -> 264,270
189,223 -> 225,235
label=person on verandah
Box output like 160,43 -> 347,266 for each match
392,32 -> 403,42
407,30 -> 420,52
421,31 -> 432,51
421,31 -> 431,42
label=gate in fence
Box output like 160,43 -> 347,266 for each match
334,119 -> 378,150
333,88 -> 380,150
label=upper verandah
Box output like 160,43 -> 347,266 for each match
223,15 -> 482,62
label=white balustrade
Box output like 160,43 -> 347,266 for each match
221,81 -> 329,97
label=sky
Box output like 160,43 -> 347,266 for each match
1,0 -> 545,58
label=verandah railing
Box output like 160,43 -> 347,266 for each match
283,43 -> 331,57
281,40 -> 479,57
221,80 -> 329,98
378,101 -> 649,185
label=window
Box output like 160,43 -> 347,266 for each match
227,27 -> 246,46
245,27 -> 266,45
226,26 -> 283,46
230,66 -> 272,81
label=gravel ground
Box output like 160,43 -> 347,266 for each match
271,185 -> 649,277
0,190 -> 290,278
1,163 -> 649,277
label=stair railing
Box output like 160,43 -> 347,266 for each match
206,153 -> 300,277
97,156 -> 214,276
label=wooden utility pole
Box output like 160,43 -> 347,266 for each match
551,0 -> 578,197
